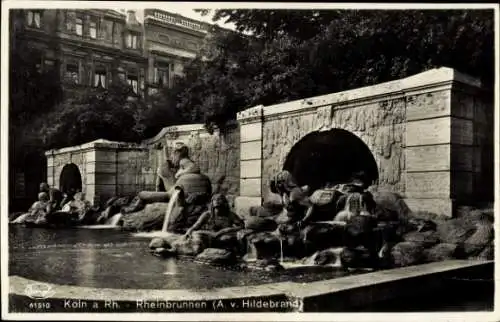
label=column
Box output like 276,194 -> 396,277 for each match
404,68 -> 482,216
45,150 -> 55,187
234,105 -> 264,218
85,147 -> 117,206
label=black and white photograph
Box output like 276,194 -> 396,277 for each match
1,1 -> 498,320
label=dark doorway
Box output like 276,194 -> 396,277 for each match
59,163 -> 82,195
283,129 -> 379,192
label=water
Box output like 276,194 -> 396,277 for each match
279,238 -> 284,263
9,226 -> 354,290
105,214 -> 122,226
162,189 -> 180,232
77,214 -> 123,230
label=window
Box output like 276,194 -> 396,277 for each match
154,67 -> 169,87
75,18 -> 83,36
104,20 -> 114,42
27,10 -> 41,28
89,21 -> 97,39
127,75 -> 138,93
126,33 -> 138,49
117,72 -> 126,81
65,63 -> 79,84
94,67 -> 107,88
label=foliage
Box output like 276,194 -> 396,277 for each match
9,28 -> 63,166
31,80 -> 148,150
141,77 -> 187,138
181,9 -> 494,131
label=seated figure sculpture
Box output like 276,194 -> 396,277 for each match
150,193 -> 244,256
184,193 -> 244,250
156,142 -> 201,193
121,143 -> 211,232
39,182 -> 63,214
271,170 -> 312,226
11,192 -> 50,225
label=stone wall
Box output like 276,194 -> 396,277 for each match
236,67 -> 493,217
143,123 -> 240,198
46,125 -> 240,207
261,98 -> 407,197
46,139 -> 152,206
46,68 -> 492,217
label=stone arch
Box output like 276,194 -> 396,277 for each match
59,163 -> 82,195
282,128 -> 379,191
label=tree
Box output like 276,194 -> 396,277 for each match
141,76 -> 187,138
31,80 -> 148,150
9,12 -> 64,209
177,9 -> 494,132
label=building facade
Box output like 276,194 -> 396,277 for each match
11,8 -> 213,99
9,8 -> 215,207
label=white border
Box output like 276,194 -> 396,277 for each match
1,2 -> 499,321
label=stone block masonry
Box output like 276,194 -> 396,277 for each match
46,68 -> 492,217
236,67 -> 493,217
47,126 -> 241,208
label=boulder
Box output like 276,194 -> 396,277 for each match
247,232 -> 281,259
44,210 -> 79,227
308,248 -> 343,266
407,218 -> 437,232
105,195 -> 135,210
457,209 -> 494,227
376,221 -> 403,244
149,237 -> 167,249
372,191 -> 411,219
172,231 -> 212,256
340,246 -> 377,269
343,215 -> 379,250
104,196 -> 119,208
244,217 -> 278,232
391,242 -> 425,267
424,243 -> 458,262
277,222 -> 300,235
373,206 -> 400,223
301,223 -> 345,251
121,196 -> 145,215
252,258 -> 284,272
461,223 -> 494,257
121,202 -> 168,232
214,231 -> 242,253
168,204 -> 207,234
436,219 -> 477,244
96,206 -> 113,224
402,231 -> 440,248
249,205 -> 283,218
237,229 -> 257,241
470,243 -> 493,261
195,248 -> 236,265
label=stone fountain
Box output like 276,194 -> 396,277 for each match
7,68 -> 494,313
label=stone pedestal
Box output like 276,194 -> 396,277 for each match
404,68 -> 488,216
235,105 -> 265,216
46,139 -> 152,207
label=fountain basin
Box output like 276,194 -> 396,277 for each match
9,260 -> 492,312
7,226 -> 493,312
